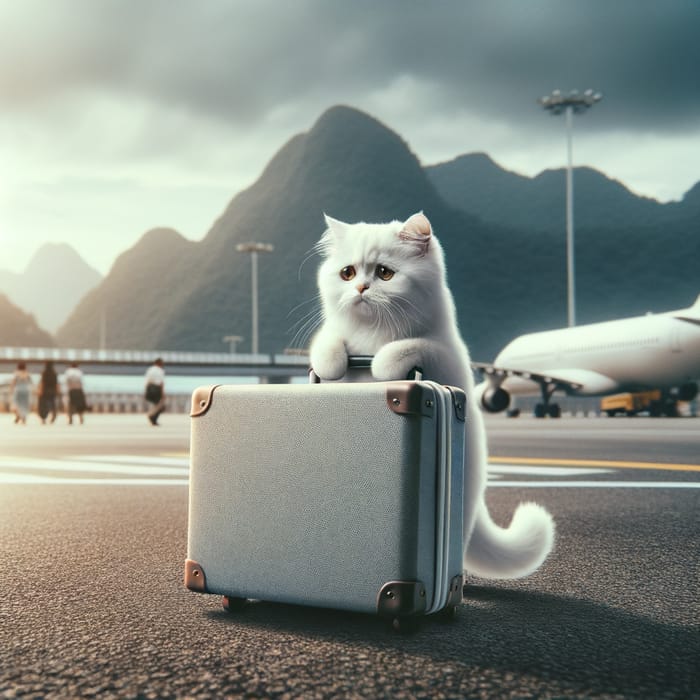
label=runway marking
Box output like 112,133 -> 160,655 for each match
0,455 -> 189,485
489,480 -> 700,489
73,455 -> 189,467
1,455 -> 697,490
488,465 -> 612,478
490,457 -> 700,473
0,473 -> 188,486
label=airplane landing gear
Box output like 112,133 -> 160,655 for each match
534,402 -> 561,418
649,397 -> 680,418
534,382 -> 561,418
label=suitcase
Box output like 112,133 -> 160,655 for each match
184,358 -> 466,630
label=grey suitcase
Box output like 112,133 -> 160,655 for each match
184,362 -> 466,629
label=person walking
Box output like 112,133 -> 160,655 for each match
38,361 -> 59,424
10,362 -> 33,425
144,358 -> 166,426
64,362 -> 87,425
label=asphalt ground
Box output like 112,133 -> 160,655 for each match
1,413 -> 698,699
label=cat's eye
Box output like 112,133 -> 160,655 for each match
376,264 -> 395,281
340,266 -> 356,281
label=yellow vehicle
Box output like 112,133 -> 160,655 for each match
600,390 -> 663,417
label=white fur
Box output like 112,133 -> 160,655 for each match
310,212 -> 555,580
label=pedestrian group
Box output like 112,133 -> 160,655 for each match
7,358 -> 166,426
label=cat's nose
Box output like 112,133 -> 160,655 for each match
356,282 -> 369,294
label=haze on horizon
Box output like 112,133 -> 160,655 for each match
1,0 -> 698,276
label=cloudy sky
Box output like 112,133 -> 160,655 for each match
1,0 -> 698,275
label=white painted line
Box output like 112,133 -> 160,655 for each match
489,480 -> 700,489
3,455 -> 695,490
488,465 -> 612,477
73,455 -> 189,467
0,473 -> 188,486
0,456 -> 188,477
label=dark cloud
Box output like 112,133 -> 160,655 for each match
1,0 -> 698,133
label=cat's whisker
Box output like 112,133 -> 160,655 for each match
287,295 -> 324,350
392,294 -> 428,335
288,314 -> 322,351
386,300 -> 409,333
372,296 -> 407,340
387,304 -> 404,339
286,295 -> 321,319
377,298 -> 405,341
297,246 -> 321,282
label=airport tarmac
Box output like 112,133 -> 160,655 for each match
1,413 -> 698,698
2,412 -> 698,486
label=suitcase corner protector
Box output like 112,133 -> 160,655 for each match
447,574 -> 464,607
190,385 -> 220,417
376,580 -> 428,617
385,382 -> 434,418
184,559 -> 209,592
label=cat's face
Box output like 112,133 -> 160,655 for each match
317,213 -> 441,336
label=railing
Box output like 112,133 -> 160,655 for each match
0,390 -> 192,415
0,346 -> 309,368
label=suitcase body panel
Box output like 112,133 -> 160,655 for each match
186,379 -> 465,617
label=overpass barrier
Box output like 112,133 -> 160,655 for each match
0,389 -> 193,416
0,346 -> 310,368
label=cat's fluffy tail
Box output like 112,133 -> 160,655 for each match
464,502 -> 555,579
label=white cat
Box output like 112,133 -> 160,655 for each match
309,211 -> 555,580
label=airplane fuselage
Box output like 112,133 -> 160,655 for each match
494,310 -> 700,397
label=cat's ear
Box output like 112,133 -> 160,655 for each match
318,214 -> 349,256
399,212 -> 432,255
324,214 -> 349,238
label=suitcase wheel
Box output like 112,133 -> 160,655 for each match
222,595 -> 247,613
389,616 -> 421,634
437,605 -> 458,623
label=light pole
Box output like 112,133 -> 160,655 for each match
538,89 -> 602,327
235,242 -> 274,354
222,335 -> 243,354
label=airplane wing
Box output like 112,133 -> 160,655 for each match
472,363 -> 620,396
472,362 -> 582,393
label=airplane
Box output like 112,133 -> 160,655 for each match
473,294 -> 700,418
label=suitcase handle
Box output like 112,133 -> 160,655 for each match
309,355 -> 423,383
347,355 -> 372,370
345,355 -> 423,381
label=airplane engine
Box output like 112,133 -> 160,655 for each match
474,381 -> 511,413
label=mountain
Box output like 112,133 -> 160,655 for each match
0,293 -> 54,347
0,243 -> 102,333
57,106 -> 700,361
55,228 -> 195,350
426,152 -> 700,330
425,153 -> 698,233
58,106 -> 512,357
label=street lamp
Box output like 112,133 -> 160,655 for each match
235,242 -> 274,354
539,89 -> 602,327
222,335 -> 243,354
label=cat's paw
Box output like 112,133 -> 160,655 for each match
372,343 -> 423,381
310,346 -> 348,381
